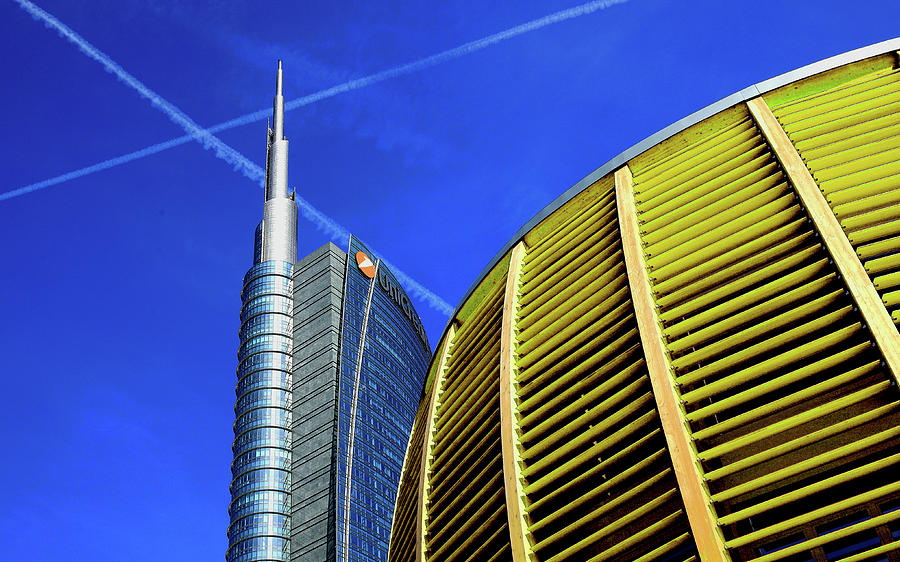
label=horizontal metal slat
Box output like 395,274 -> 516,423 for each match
519,230 -> 620,311
543,487 -> 680,562
704,401 -> 900,482
639,154 -> 776,228
461,503 -> 508,562
833,540 -> 900,562
439,331 -> 498,400
637,135 -> 766,209
827,173 -> 900,208
522,357 -> 645,443
780,73 -> 900,126
776,69 -> 899,122
523,392 -> 654,476
518,296 -> 631,373
675,306 -> 855,387
651,206 -> 805,281
429,432 -> 498,502
529,448 -> 667,534
810,132 -> 900,176
480,529 -> 512,562
752,510 -> 900,562
428,457 -> 502,533
535,470 -> 672,554
526,425 -> 661,503
525,189 -> 615,259
518,312 -> 636,396
862,241 -> 900,269
691,360 -> 880,441
725,480 -> 900,550
434,370 -> 497,452
836,188 -> 900,226
634,117 -> 752,181
642,164 -> 781,248
875,270 -> 900,291
444,323 -> 499,378
635,118 -> 756,189
697,380 -> 891,462
447,298 -> 503,356
655,219 -> 811,303
524,378 -> 650,457
523,200 -> 617,279
685,343 -> 872,419
647,193 -> 797,270
849,218 -> 900,246
522,217 -> 619,289
670,289 -> 845,370
820,161 -> 900,196
518,261 -> 626,342
799,112 -> 900,160
718,450 -> 900,526
435,344 -> 499,433
587,510 -> 685,562
630,532 -> 693,562
446,301 -> 501,362
429,487 -> 504,560
711,422 -> 900,504
786,98 -> 900,143
645,179 -> 789,258
520,344 -> 642,426
433,391 -> 498,466
519,247 -> 623,326
664,269 -> 834,344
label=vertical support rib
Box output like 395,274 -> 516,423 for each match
615,165 -> 730,562
500,242 -> 532,562
747,96 -> 900,385
416,324 -> 456,562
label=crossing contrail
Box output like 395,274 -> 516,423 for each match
12,0 -> 454,317
6,0 -> 628,202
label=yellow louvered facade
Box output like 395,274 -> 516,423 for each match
388,40 -> 900,562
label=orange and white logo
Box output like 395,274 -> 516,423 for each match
356,251 -> 376,278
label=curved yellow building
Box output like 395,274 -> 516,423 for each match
389,39 -> 900,561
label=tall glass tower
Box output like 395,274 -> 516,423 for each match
226,61 -> 430,562
227,61 -> 298,562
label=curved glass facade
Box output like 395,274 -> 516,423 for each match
228,261 -> 295,562
335,236 -> 431,562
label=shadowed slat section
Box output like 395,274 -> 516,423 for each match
615,165 -> 730,561
415,325 -> 456,562
425,259 -> 511,561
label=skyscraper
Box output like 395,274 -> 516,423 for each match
291,237 -> 430,561
228,61 -> 297,562
227,62 -> 430,562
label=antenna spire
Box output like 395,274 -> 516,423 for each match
265,60 -> 289,201
273,60 -> 285,141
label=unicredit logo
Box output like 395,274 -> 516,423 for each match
356,251 -> 376,278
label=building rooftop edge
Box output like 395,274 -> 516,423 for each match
442,35 -> 900,336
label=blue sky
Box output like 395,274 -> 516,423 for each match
1,0 -> 896,559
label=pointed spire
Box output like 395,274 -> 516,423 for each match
265,60 -> 289,201
273,60 -> 285,141
276,60 -> 283,95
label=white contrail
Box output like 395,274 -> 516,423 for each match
5,0 -> 628,201
13,0 -> 454,317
